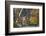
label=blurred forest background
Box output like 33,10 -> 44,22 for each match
13,8 -> 39,28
